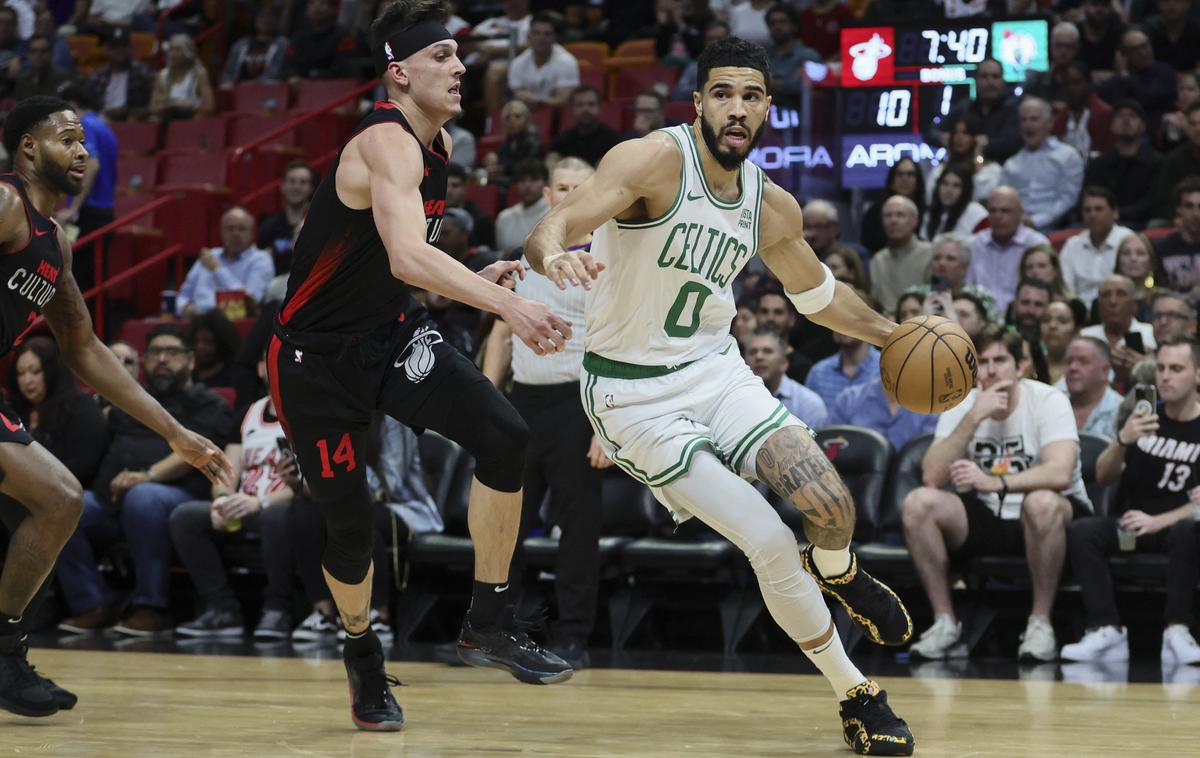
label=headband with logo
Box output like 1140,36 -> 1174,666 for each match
375,19 -> 452,76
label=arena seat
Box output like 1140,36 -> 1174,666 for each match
578,66 -> 607,95
610,63 -> 677,99
157,150 -> 229,187
557,99 -> 627,134
164,115 -> 230,152
230,81 -> 291,114
111,121 -> 160,155
856,431 -> 930,585
293,79 -> 360,112
613,39 -> 655,59
464,184 -> 499,217
565,41 -> 610,68
117,154 -> 159,193
814,425 -> 893,544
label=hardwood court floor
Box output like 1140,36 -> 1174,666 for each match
2,649 -> 1196,757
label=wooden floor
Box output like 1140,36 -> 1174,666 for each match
3,649 -> 1196,757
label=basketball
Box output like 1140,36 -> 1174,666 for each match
880,315 -> 977,414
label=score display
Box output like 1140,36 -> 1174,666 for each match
832,18 -> 1048,188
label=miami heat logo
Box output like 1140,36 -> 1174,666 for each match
822,436 -> 849,461
394,325 -> 443,383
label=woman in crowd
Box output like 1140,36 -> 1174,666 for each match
189,310 -> 242,389
895,291 -> 925,323
149,34 -> 215,121
6,337 -> 106,487
860,157 -> 925,252
927,115 -> 1003,205
1020,245 -> 1071,299
924,163 -> 988,239
1040,298 -> 1087,386
825,249 -> 867,291
1113,232 -> 1159,321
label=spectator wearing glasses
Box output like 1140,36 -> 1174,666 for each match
1149,291 -> 1197,346
55,325 -> 234,636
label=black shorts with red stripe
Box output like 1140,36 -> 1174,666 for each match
266,313 -> 526,501
0,396 -> 34,447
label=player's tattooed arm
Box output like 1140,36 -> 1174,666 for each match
756,428 -> 855,547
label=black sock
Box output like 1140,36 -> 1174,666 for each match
343,625 -> 381,659
468,580 -> 510,629
0,615 -> 22,654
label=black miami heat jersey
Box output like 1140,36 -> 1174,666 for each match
278,102 -> 448,335
0,174 -> 64,356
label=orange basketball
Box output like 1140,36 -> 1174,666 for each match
880,315 -> 977,414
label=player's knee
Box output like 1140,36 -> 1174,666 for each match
1020,491 -> 1066,533
471,398 -> 528,492
46,477 -> 83,534
741,520 -> 800,574
323,524 -> 374,585
902,487 -> 939,525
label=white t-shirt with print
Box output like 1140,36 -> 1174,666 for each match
934,379 -> 1090,519
507,44 -> 580,101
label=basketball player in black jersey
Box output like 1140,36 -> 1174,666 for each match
0,96 -> 234,718
267,1 -> 574,731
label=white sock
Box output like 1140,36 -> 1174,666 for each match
812,546 -> 851,578
803,629 -> 869,698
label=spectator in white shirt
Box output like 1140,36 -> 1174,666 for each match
506,13 -> 579,110
495,159 -> 550,256
1001,97 -> 1085,231
1058,186 -> 1133,308
1080,274 -> 1156,387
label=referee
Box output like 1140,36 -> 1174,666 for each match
483,157 -> 610,669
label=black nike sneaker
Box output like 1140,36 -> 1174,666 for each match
801,545 -> 913,646
457,610 -> 574,685
343,647 -> 404,731
839,680 -> 915,756
0,637 -> 59,718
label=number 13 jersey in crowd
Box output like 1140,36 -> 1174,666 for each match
278,102 -> 448,336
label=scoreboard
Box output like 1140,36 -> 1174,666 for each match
835,18 -> 1049,188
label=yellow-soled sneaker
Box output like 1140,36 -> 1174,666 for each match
839,680 -> 915,756
801,545 -> 913,646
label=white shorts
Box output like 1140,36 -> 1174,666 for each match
581,339 -> 807,515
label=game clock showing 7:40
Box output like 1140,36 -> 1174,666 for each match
897,27 -> 989,66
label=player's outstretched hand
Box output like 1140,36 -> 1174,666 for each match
545,251 -> 604,291
503,295 -> 573,356
479,259 -> 525,290
170,428 -> 235,487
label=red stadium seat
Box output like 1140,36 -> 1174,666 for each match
227,114 -> 298,147
565,41 -> 609,68
663,101 -> 695,124
111,121 -> 159,154
120,319 -> 184,352
158,150 -> 229,187
1047,228 -> 1076,251
464,184 -> 499,217
611,65 -> 678,99
212,387 -> 236,407
578,67 -> 607,96
231,81 -> 291,114
117,154 -> 158,192
293,79 -> 359,112
164,115 -> 230,152
1144,226 -> 1176,242
613,39 -> 655,59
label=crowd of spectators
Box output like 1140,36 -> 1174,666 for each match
0,0 -> 1197,668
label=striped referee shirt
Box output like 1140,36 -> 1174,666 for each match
510,251 -> 587,385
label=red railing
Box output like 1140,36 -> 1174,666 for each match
226,79 -> 377,197
72,194 -> 189,336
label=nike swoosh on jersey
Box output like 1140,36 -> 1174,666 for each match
686,191 -> 705,201
33,228 -> 48,237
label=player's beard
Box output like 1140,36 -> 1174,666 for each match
41,156 -> 84,196
699,113 -> 765,171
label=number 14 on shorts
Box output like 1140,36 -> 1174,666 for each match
316,433 -> 357,478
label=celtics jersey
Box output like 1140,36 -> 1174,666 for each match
585,124 -> 764,367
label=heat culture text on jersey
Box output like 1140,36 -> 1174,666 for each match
8,259 -> 59,310
0,173 -> 66,355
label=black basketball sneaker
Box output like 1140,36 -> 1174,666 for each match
457,610 -> 574,685
343,643 -> 404,731
839,680 -> 915,756
801,545 -> 913,646
0,632 -> 58,718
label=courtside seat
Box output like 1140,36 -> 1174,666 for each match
813,425 -> 893,544
856,432 -> 931,583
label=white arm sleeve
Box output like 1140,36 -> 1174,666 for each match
785,263 -> 836,315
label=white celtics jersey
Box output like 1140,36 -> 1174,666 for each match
585,123 -> 764,367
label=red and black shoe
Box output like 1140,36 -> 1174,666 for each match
343,647 -> 404,731
457,609 -> 573,685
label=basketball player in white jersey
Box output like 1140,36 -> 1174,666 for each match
525,37 -> 914,755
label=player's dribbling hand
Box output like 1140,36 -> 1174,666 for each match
503,296 -> 573,356
479,259 -> 525,290
544,251 -> 604,291
170,428 -> 235,488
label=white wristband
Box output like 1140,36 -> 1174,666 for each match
785,263 -> 836,314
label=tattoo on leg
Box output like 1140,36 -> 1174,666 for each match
756,430 -> 856,544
